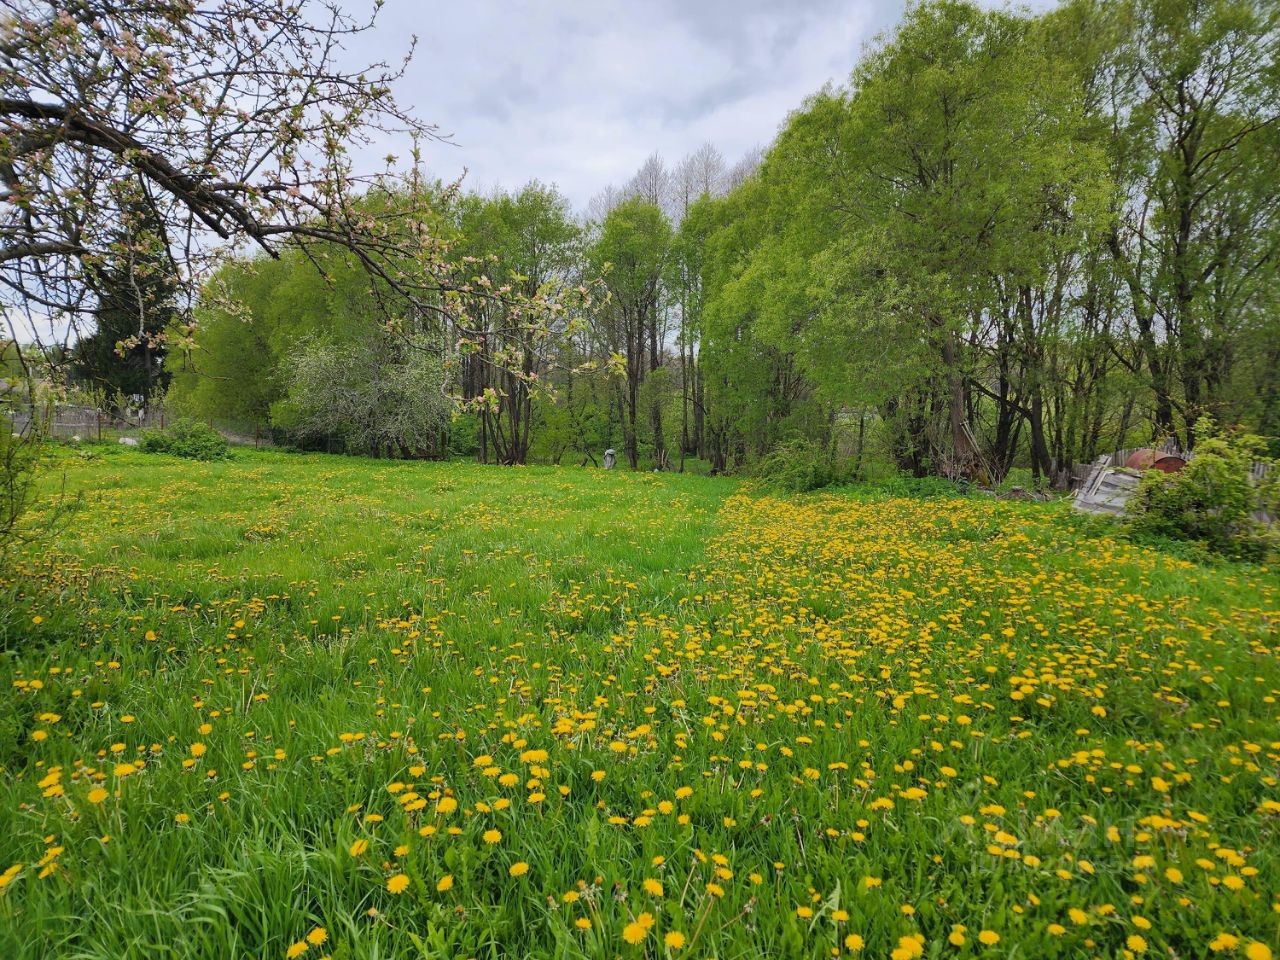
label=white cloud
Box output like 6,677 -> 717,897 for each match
341,0 -> 894,209
340,1 -> 1063,208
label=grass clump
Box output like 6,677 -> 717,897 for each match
751,439 -> 852,492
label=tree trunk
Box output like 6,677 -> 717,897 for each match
940,331 -> 976,478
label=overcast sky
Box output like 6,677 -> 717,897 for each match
349,0 -> 1051,211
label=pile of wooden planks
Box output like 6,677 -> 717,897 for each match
1072,456 -> 1143,516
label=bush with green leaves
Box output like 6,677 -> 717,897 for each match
752,439 -> 852,493
139,418 -> 230,461
1125,418 -> 1277,561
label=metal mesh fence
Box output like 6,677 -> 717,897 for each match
2,402 -> 272,447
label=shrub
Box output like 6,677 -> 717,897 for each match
140,418 -> 229,461
1124,418 -> 1277,561
0,422 -> 79,568
446,411 -> 482,460
872,473 -> 968,499
753,440 -> 851,493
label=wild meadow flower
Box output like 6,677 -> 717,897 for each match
386,874 -> 410,894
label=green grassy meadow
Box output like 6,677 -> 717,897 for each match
1,448 -> 1277,959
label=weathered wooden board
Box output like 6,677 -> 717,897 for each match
1073,467 -> 1142,516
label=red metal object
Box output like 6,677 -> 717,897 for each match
1125,449 -> 1158,469
1125,449 -> 1186,473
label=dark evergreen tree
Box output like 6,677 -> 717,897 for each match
71,218 -> 177,410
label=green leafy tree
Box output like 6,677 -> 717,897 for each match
588,199 -> 672,469
454,184 -> 582,464
166,256 -> 300,431
1098,0 -> 1280,447
695,177 -> 822,472
803,2 -> 1104,476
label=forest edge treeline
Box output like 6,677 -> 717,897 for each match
13,0 -> 1280,487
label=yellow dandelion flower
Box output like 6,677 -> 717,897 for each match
386,874 -> 410,894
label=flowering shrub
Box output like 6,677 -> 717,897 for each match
0,426 -> 40,558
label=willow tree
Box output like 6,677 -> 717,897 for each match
1096,0 -> 1280,448
731,1 -> 1104,479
